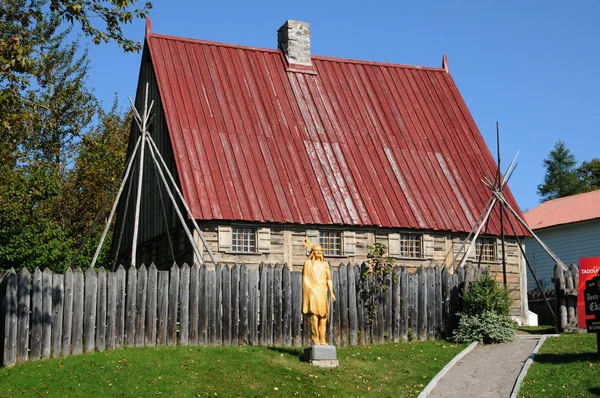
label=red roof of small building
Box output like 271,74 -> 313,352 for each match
524,189 -> 600,230
144,20 -> 528,236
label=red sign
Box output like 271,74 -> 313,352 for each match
578,257 -> 600,328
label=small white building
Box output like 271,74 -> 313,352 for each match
524,189 -> 600,290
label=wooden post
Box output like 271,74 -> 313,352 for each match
96,267 -> 107,352
222,265 -> 231,346
115,265 -> 126,348
62,268 -> 74,356
72,268 -> 84,355
291,270 -> 301,347
83,267 -> 97,353
273,264 -> 282,347
2,269 -> 17,366
239,264 -> 249,346
52,272 -> 64,357
282,264 -> 292,347
167,264 -> 179,346
554,263 -> 565,333
198,265 -> 208,345
30,268 -> 42,360
189,264 -> 200,346
125,265 -> 137,347
17,268 -> 31,363
157,270 -> 169,346
41,268 -> 53,359
400,267 -> 408,342
145,264 -> 158,346
135,264 -> 148,347
248,268 -> 259,345
231,264 -> 240,346
418,266 -> 427,341
180,263 -> 191,346
348,264 -> 358,346
339,263 -> 348,346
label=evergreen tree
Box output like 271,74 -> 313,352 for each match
537,140 -> 585,202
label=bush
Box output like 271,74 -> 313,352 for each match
452,310 -> 515,344
452,270 -> 515,344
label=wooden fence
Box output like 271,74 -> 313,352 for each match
1,262 -> 478,366
527,263 -> 579,331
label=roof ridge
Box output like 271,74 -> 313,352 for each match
148,32 -> 446,72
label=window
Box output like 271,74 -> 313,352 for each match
319,231 -> 342,256
231,227 -> 256,253
476,238 -> 497,262
399,234 -> 422,258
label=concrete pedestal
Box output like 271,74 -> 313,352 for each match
303,345 -> 339,368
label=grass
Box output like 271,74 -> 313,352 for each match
518,332 -> 600,398
0,340 -> 466,397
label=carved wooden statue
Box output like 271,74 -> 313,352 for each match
302,238 -> 336,345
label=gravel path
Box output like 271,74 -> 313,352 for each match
427,335 -> 541,398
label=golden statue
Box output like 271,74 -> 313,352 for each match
302,238 -> 336,345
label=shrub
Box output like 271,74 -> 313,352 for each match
452,310 -> 515,344
452,270 -> 515,344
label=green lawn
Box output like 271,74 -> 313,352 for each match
1,341 -> 466,397
518,332 -> 600,398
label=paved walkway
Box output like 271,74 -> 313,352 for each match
426,335 -> 541,398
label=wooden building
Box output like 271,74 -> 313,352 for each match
113,19 -> 530,320
524,189 -> 600,290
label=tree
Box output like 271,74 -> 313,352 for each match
537,140 -> 585,202
60,99 -> 130,269
1,0 -> 151,83
577,158 -> 600,192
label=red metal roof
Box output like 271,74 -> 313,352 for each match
145,21 -> 528,236
524,189 -> 600,230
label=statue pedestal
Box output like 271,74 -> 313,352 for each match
304,345 -> 339,368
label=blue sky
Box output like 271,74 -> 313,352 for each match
83,0 -> 599,213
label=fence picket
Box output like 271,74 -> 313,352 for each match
215,264 -> 222,345
339,264 -> 348,346
384,266 -> 392,343
17,268 -> 31,363
180,263 -> 190,346
266,264 -> 274,345
96,267 -> 107,352
273,265 -> 282,347
239,264 -> 248,345
189,264 -> 199,346
30,268 -> 42,360
248,269 -> 259,345
291,270 -> 302,347
259,264 -> 267,346
222,265 -> 231,346
41,268 -> 53,359
435,266 -> 442,338
198,266 -> 208,345
231,264 -> 239,346
391,267 -> 400,343
72,268 -> 84,355
136,264 -> 147,347
157,270 -> 169,345
2,269 -> 17,366
51,273 -> 64,357
282,264 -> 292,347
145,264 -> 158,346
115,265 -> 126,348
400,267 -> 408,342
356,265 -> 366,344
417,267 -> 427,341
125,265 -> 137,347
83,267 -> 97,353
208,267 -> 217,345
62,268 -> 74,356
427,266 -> 435,339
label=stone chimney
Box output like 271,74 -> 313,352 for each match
277,20 -> 311,66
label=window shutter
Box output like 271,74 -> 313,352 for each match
388,233 -> 400,256
423,234 -> 434,258
257,228 -> 271,252
306,230 -> 319,255
218,226 -> 232,251
343,231 -> 356,255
